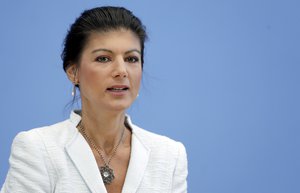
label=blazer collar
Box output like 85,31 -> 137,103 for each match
121,116 -> 150,193
65,111 -> 107,193
65,111 -> 150,193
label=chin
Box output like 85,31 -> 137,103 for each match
108,101 -> 132,112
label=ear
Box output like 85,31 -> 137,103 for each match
66,64 -> 79,84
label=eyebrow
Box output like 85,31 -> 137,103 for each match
125,49 -> 141,55
91,48 -> 141,55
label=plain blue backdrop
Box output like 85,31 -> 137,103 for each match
1,0 -> 300,192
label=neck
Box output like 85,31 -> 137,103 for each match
80,104 -> 126,154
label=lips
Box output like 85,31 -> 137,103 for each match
106,85 -> 129,92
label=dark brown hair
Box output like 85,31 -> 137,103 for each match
61,6 -> 148,71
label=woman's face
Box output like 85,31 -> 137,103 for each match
74,29 -> 142,112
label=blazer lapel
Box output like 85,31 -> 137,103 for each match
121,125 -> 150,193
65,131 -> 107,193
65,112 -> 150,193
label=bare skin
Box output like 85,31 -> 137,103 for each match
67,29 -> 142,193
93,128 -> 132,193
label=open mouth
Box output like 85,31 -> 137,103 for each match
107,86 -> 129,92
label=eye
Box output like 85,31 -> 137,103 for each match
95,56 -> 111,63
125,56 -> 139,63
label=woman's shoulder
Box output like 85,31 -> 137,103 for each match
131,124 -> 188,183
13,119 -> 77,148
131,124 -> 186,156
132,125 -> 175,142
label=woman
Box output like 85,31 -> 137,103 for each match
1,6 -> 188,193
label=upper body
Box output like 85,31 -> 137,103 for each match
1,6 -> 188,193
1,111 -> 187,193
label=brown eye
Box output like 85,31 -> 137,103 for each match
125,57 -> 139,63
96,56 -> 111,63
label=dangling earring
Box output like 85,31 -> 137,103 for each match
72,84 -> 76,96
72,82 -> 79,96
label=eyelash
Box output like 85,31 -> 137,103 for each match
95,56 -> 139,63
125,56 -> 139,63
95,56 -> 111,63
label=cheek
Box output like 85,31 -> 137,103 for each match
80,65 -> 102,85
133,70 -> 142,89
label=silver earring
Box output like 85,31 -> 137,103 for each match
72,84 -> 76,96
72,83 -> 79,96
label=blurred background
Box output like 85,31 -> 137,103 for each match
0,0 -> 299,192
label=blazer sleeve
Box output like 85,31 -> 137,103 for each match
171,142 -> 188,193
1,131 -> 52,193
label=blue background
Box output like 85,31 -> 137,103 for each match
1,0 -> 300,192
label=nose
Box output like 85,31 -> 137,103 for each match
112,58 -> 128,78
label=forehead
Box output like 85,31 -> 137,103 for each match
84,29 -> 141,52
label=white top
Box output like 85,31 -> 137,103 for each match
1,111 -> 188,193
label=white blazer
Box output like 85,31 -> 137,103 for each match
1,111 -> 188,193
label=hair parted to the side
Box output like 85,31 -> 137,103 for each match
61,6 -> 148,72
